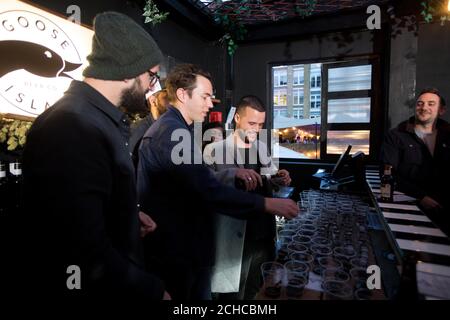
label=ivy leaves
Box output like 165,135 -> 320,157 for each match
143,0 -> 169,26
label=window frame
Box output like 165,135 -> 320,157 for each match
268,55 -> 383,163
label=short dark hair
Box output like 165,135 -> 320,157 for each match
165,64 -> 212,104
236,95 -> 266,115
418,87 -> 446,107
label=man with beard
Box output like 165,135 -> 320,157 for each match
204,95 -> 292,299
381,88 -> 450,235
10,12 -> 170,299
130,89 -> 170,169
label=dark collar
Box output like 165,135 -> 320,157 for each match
166,105 -> 193,130
66,80 -> 127,126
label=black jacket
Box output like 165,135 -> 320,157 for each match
380,117 -> 450,205
17,81 -> 164,299
137,106 -> 265,270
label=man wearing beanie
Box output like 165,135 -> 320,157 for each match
12,11 -> 170,300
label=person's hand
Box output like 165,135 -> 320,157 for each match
235,168 -> 263,191
264,198 -> 299,219
273,169 -> 291,186
420,196 -> 443,211
139,211 -> 157,238
163,291 -> 172,300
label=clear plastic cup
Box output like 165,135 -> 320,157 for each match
260,261 -> 286,299
322,280 -> 353,300
283,271 -> 307,300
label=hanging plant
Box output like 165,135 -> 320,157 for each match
420,0 -> 450,25
295,0 -> 318,18
142,0 -> 169,26
215,13 -> 247,56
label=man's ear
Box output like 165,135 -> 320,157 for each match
176,88 -> 185,103
234,112 -> 240,124
438,106 -> 446,117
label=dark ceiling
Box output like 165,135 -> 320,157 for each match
187,0 -> 389,26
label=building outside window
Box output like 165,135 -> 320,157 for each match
271,60 -> 375,160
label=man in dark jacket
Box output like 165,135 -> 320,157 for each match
137,64 -> 298,300
381,88 -> 450,234
12,12 -> 169,299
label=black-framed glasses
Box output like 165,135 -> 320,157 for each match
147,70 -> 160,86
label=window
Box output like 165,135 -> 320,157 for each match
311,74 -> 321,89
293,88 -> 304,106
310,94 -> 321,109
273,89 -> 287,106
271,59 -> 378,160
274,69 -> 287,87
293,68 -> 304,85
293,107 -> 303,119
322,62 -> 374,157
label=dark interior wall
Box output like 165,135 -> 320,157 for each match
387,16 -> 418,129
26,0 -> 226,107
150,19 -> 226,112
416,21 -> 450,123
387,19 -> 450,129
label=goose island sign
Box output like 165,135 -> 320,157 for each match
0,0 -> 93,117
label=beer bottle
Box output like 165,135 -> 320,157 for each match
380,164 -> 394,202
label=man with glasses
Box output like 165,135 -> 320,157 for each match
137,64 -> 299,300
381,88 -> 450,235
14,12 -> 170,299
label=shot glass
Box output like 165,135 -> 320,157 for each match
289,252 -> 314,269
354,288 -> 372,300
322,267 -> 350,283
322,280 -> 353,300
286,242 -> 309,256
350,267 -> 369,290
283,271 -> 308,300
260,261 -> 286,299
292,234 -> 312,246
284,260 -> 310,281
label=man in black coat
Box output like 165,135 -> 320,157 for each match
381,88 -> 450,234
10,12 -> 169,300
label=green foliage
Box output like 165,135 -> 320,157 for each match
143,0 -> 169,26
0,117 -> 32,151
296,0 -> 317,18
420,0 -> 449,25
215,13 -> 247,56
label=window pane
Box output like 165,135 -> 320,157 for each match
327,98 -> 371,123
273,122 -> 321,160
328,65 -> 372,92
326,130 -> 370,155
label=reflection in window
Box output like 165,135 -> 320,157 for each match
328,98 -> 371,123
328,65 -> 372,92
326,130 -> 370,155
